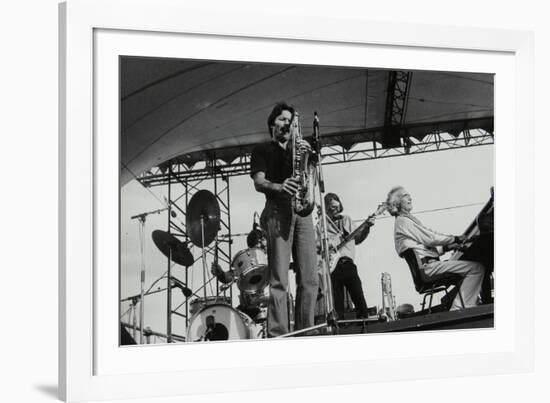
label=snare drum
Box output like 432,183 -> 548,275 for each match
231,247 -> 269,294
186,304 -> 257,341
189,296 -> 231,316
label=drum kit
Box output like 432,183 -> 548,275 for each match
149,189 -> 273,342
185,245 -> 272,341
186,246 -> 271,341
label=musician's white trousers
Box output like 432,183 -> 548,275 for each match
422,260 -> 485,310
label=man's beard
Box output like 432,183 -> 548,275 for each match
278,125 -> 290,139
276,128 -> 290,144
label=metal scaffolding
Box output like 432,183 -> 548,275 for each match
162,164 -> 233,342
137,127 -> 494,187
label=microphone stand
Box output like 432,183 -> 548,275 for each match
130,206 -> 167,344
312,112 -> 338,332
278,112 -> 338,338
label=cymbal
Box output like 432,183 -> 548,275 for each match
151,230 -> 194,267
186,190 -> 220,248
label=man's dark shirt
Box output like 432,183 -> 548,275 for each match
250,141 -> 293,201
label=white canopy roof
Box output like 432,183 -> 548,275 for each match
121,58 -> 493,184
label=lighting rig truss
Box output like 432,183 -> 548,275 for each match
137,127 -> 494,187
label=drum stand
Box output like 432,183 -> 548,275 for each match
279,112 -> 338,338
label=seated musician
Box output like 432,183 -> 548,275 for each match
211,228 -> 267,319
211,227 -> 266,283
386,186 -> 485,310
323,192 -> 374,319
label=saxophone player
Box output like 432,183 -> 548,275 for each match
250,102 -> 318,337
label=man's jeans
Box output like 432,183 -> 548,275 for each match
261,199 -> 318,337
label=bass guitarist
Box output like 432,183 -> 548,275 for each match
323,193 -> 376,319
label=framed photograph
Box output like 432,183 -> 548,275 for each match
59,0 -> 534,401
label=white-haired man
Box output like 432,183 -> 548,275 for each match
386,186 -> 485,310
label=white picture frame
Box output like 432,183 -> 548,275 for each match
59,0 -> 534,401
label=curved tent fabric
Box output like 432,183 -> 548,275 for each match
120,57 -> 494,185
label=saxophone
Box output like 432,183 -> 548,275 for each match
290,112 -> 317,217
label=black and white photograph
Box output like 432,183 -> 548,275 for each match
119,57 -> 494,344
4,0 -> 546,401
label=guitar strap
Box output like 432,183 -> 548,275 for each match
341,219 -> 350,238
327,215 -> 346,238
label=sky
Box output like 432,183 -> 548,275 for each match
120,142 -> 494,343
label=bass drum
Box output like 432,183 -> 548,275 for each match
189,296 -> 231,316
186,304 -> 257,342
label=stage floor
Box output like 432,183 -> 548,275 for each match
336,304 -> 494,336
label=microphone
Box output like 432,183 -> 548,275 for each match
171,278 -> 192,298
204,315 -> 216,341
252,212 -> 260,230
219,282 -> 233,292
251,212 -> 266,241
206,315 -> 215,328
163,197 -> 177,218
